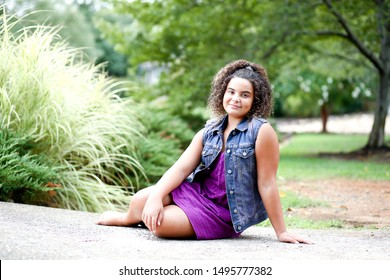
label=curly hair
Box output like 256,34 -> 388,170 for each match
207,59 -> 273,118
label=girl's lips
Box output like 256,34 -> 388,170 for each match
229,104 -> 241,109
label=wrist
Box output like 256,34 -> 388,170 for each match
150,187 -> 166,200
275,227 -> 287,238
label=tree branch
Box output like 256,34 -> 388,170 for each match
314,30 -> 349,39
322,0 -> 383,73
261,31 -> 290,60
303,44 -> 374,69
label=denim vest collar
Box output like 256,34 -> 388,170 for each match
209,115 -> 250,135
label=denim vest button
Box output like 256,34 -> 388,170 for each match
232,131 -> 237,135
227,149 -> 231,153
229,190 -> 234,195
233,208 -> 238,213
227,170 -> 232,174
237,226 -> 242,231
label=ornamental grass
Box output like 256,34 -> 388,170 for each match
0,9 -> 145,211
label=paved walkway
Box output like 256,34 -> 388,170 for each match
1,201 -> 389,260
276,113 -> 390,134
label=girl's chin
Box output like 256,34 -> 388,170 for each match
225,111 -> 247,119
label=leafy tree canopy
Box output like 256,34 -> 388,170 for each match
100,1 -> 380,118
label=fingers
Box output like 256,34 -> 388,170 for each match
296,236 -> 314,244
157,212 -> 163,226
142,210 -> 163,233
142,212 -> 153,232
281,234 -> 299,244
291,233 -> 314,244
278,232 -> 314,244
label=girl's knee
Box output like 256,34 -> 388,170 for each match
129,186 -> 153,216
131,186 -> 153,206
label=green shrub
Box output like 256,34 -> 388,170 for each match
0,10 -> 144,212
0,130 -> 61,205
133,102 -> 195,187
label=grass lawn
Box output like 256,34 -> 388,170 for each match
278,133 -> 390,181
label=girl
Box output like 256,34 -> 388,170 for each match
96,59 -> 312,244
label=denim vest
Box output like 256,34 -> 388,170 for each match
188,115 -> 268,233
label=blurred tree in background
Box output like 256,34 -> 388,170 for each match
3,0 -> 128,76
4,0 -> 386,147
98,0 -> 388,149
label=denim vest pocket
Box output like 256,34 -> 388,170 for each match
190,144 -> 220,182
202,144 -> 219,167
233,146 -> 255,173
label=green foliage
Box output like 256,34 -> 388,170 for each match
274,70 -> 375,117
97,0 -> 383,130
99,0 -> 291,130
4,0 -> 128,76
0,10 -> 144,211
0,130 -> 62,205
131,100 -> 196,187
271,1 -> 380,118
6,0 -> 100,60
93,7 -> 133,77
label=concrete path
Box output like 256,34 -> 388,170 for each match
276,113 -> 390,134
1,201 -> 389,260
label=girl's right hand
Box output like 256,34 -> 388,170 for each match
142,194 -> 164,233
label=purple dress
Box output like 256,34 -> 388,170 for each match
171,152 -> 241,240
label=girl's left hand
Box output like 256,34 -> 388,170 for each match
142,194 -> 164,233
277,232 -> 314,244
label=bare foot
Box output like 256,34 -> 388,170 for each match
95,211 -> 130,226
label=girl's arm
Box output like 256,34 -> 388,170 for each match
142,129 -> 204,232
256,124 -> 312,244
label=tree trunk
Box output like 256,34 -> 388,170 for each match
321,0 -> 389,150
366,3 -> 390,150
321,103 -> 328,133
366,70 -> 390,149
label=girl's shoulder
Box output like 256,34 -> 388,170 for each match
204,116 -> 224,130
248,117 -> 270,141
251,116 -> 268,125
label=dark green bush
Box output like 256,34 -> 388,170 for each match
133,103 -> 196,188
0,130 -> 62,206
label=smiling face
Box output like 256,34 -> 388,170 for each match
223,77 -> 254,120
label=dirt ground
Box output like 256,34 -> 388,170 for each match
281,178 -> 390,229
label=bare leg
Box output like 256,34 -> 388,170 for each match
95,186 -> 172,226
153,205 -> 196,239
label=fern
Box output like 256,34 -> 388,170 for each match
0,9 -> 145,211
